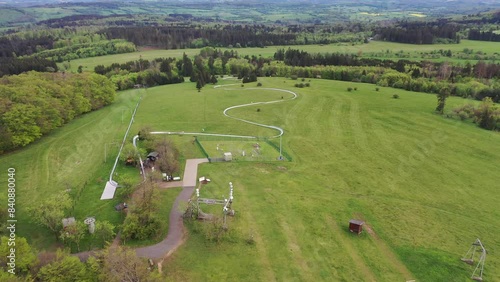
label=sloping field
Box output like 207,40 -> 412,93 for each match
1,77 -> 498,280
0,89 -> 143,249
133,78 -> 499,281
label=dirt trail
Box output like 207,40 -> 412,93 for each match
326,216 -> 378,282
364,224 -> 414,280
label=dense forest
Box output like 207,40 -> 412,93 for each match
0,72 -> 115,153
102,26 -> 298,49
0,57 -> 58,76
376,21 -> 461,44
468,29 -> 500,42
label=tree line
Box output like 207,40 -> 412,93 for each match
468,29 -> 500,42
95,57 -> 185,90
275,48 -> 403,68
101,25 -> 298,49
0,71 -> 115,153
375,21 -> 461,44
276,48 -> 500,81
0,35 -> 54,57
34,39 -> 136,62
0,57 -> 58,77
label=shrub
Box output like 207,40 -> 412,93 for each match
452,104 -> 475,120
393,94 -> 400,99
305,83 -> 310,87
347,87 -> 353,92
354,87 -> 358,91
257,108 -> 261,112
257,82 -> 262,87
376,87 -> 380,91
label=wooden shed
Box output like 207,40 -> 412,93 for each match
349,219 -> 365,234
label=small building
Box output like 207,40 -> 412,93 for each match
349,219 -> 365,234
147,151 -> 159,162
224,152 -> 232,161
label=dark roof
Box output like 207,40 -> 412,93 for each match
349,219 -> 365,225
147,151 -> 159,158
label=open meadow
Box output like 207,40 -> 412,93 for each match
136,78 -> 499,281
61,40 -> 500,72
1,76 -> 499,280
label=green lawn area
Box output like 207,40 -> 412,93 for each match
1,77 -> 499,280
61,40 -> 500,72
147,78 -> 498,281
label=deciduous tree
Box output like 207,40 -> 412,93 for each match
436,87 -> 450,114
0,236 -> 37,274
28,192 -> 72,240
99,246 -> 162,282
37,250 -> 88,282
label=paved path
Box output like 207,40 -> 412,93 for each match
75,158 -> 208,262
135,158 -> 208,260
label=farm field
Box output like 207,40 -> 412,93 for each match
62,40 -> 500,72
134,78 -> 498,281
1,77 -> 499,280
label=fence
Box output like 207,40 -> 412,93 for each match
194,135 -> 292,163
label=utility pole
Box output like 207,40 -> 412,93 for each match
279,135 -> 283,160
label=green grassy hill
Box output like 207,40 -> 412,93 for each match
141,78 -> 498,281
1,77 -> 498,280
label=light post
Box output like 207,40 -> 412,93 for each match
278,135 -> 284,160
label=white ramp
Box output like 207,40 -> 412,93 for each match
101,181 -> 118,200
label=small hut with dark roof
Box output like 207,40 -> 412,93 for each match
349,219 -> 365,235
